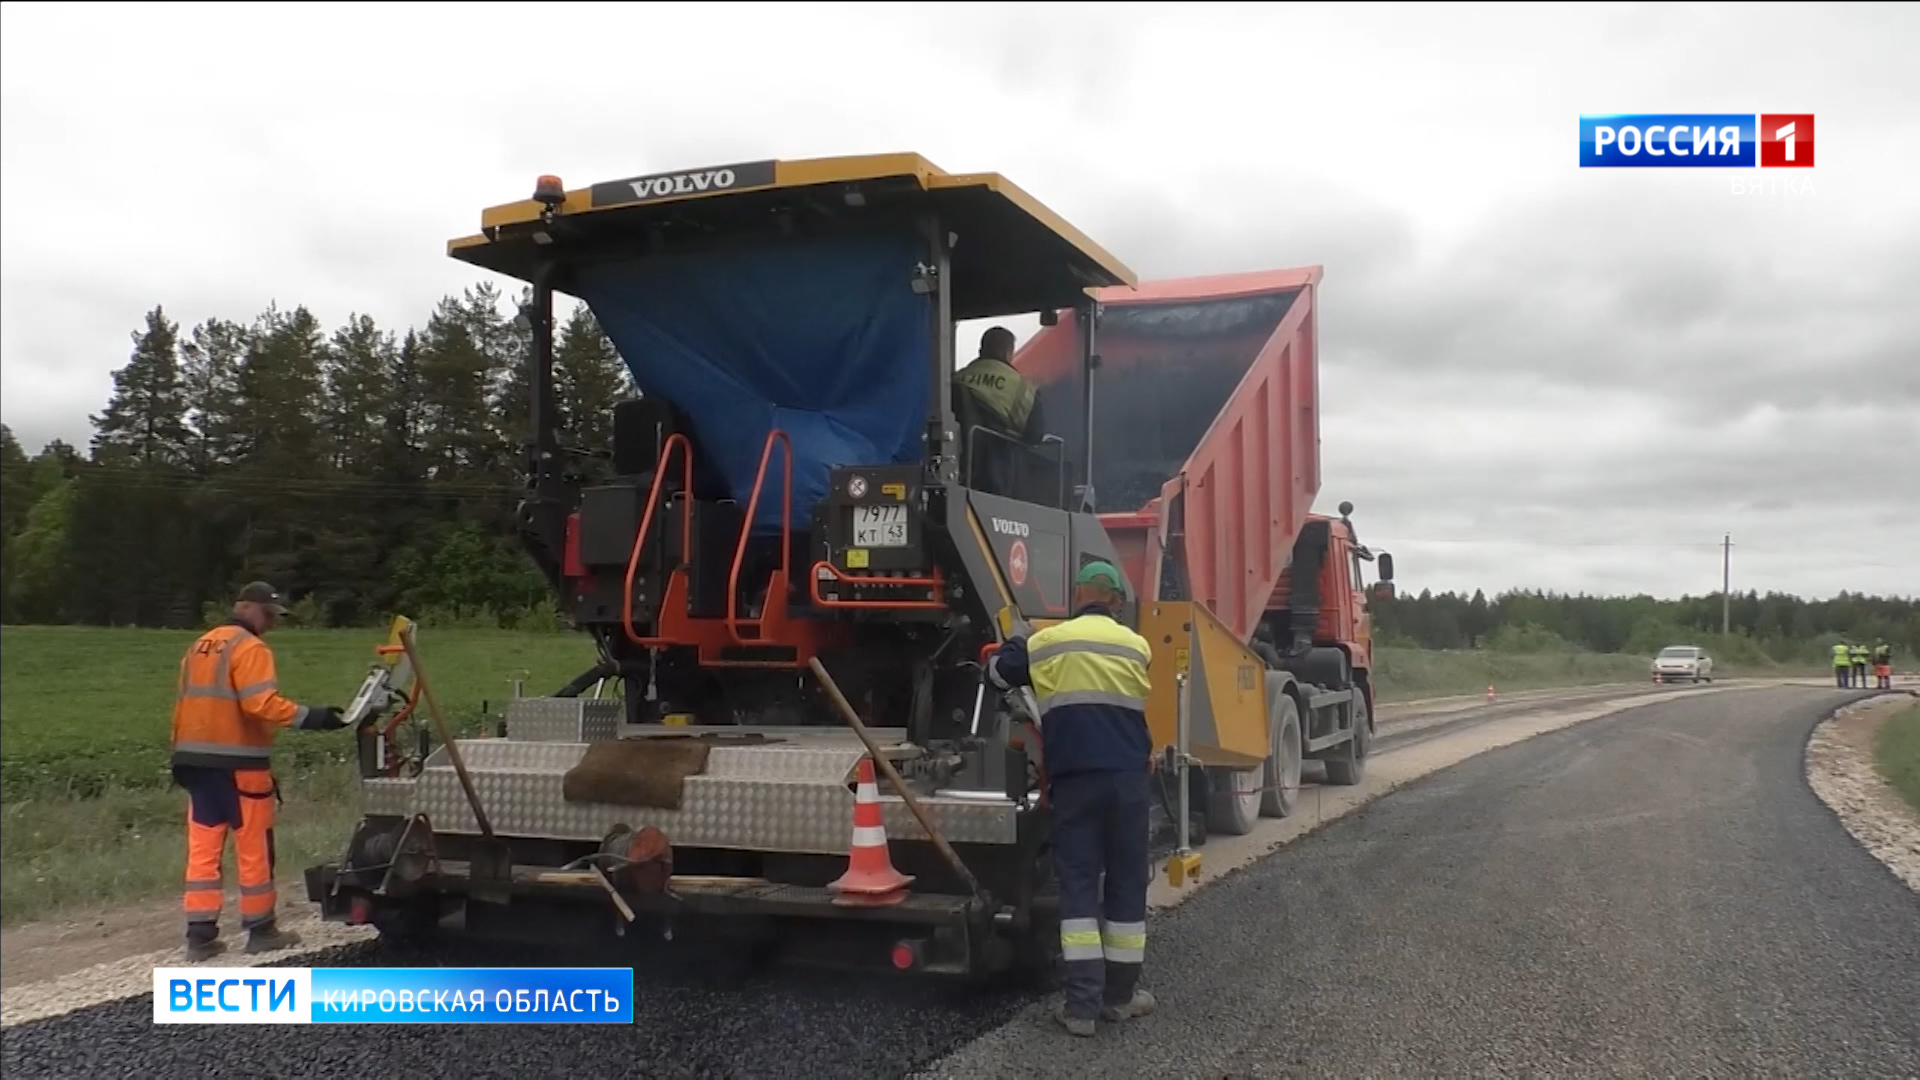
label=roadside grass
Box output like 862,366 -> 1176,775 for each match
1,625 -> 598,926
1368,647 -> 1801,702
0,625 -> 599,799
0,625 -> 1806,926
1,760 -> 364,927
1370,648 -> 1647,701
1873,703 -> 1920,817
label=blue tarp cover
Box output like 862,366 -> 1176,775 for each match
575,232 -> 931,532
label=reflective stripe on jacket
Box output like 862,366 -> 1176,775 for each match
170,621 -> 309,770
990,605 -> 1154,777
955,357 -> 1038,440
1851,646 -> 1869,663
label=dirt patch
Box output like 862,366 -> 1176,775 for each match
0,879 -> 315,991
1805,693 -> 1920,894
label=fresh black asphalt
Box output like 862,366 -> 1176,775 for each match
5,686 -> 1915,1079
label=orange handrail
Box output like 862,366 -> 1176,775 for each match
726,429 -> 792,646
808,560 -> 947,609
621,433 -> 696,648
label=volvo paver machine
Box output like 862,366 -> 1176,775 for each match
306,154 -> 1386,982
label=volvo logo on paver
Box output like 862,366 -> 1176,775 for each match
990,518 -> 1030,537
589,160 -> 778,208
632,170 -> 735,199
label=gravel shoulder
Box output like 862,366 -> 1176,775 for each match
1804,691 -> 1920,893
925,686 -> 1920,1078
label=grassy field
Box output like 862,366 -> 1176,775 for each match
1369,648 -> 1648,701
1874,703 -> 1920,816
1,625 -> 599,925
0,624 -> 1795,925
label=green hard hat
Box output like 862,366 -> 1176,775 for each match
1075,560 -> 1126,591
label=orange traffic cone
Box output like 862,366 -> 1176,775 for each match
1486,684 -> 1497,702
828,757 -> 914,907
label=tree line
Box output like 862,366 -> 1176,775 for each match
1,287 -> 631,629
2,295 -> 1913,662
1371,587 -> 1917,664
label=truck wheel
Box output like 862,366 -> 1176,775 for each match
1260,694 -> 1303,819
1008,851 -> 1062,990
1206,766 -> 1262,836
1011,917 -> 1063,991
372,900 -> 439,953
1321,680 -> 1371,786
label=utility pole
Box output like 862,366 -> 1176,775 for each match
1721,533 -> 1732,636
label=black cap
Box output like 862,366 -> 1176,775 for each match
237,581 -> 289,616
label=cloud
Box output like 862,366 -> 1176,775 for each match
2,1 -> 1916,600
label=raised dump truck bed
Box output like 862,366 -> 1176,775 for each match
1013,268 -> 1322,643
1013,268 -> 1388,837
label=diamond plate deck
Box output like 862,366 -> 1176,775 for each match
505,697 -> 621,742
361,778 -> 414,817
363,732 -> 1019,851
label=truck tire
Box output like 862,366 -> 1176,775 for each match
1004,849 -> 1062,991
372,900 -> 439,953
1206,766 -> 1262,836
1260,693 -> 1303,819
1321,678 -> 1371,786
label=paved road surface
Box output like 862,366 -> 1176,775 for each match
5,686 -> 1916,1079
927,685 -> 1920,1078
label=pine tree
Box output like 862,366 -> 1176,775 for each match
554,302 -> 633,452
179,317 -> 249,473
416,287 -> 507,480
325,314 -> 396,474
380,330 -> 426,480
91,306 -> 191,467
493,286 -> 536,472
230,303 -> 327,471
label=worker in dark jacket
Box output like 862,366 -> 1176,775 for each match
171,582 -> 346,961
954,327 -> 1048,497
955,326 -> 1046,445
988,561 -> 1156,1037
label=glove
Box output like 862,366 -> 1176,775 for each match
301,706 -> 348,731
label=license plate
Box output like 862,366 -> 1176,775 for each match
852,504 -> 908,548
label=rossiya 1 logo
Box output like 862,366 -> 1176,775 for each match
1578,114 -> 1814,168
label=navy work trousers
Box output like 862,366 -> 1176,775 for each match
1050,768 -> 1151,1020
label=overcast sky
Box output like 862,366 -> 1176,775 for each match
3,2 -> 1915,600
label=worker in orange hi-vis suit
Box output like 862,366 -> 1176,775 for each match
171,582 -> 347,961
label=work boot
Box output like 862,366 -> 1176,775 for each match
1051,1001 -> 1096,1038
184,934 -> 226,962
1099,959 -> 1153,1022
244,923 -> 302,955
1101,988 -> 1156,1022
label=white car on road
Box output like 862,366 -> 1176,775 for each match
1652,645 -> 1714,684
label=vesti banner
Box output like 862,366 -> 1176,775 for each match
152,967 -> 634,1024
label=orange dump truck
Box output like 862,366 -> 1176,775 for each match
1013,268 -> 1396,838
